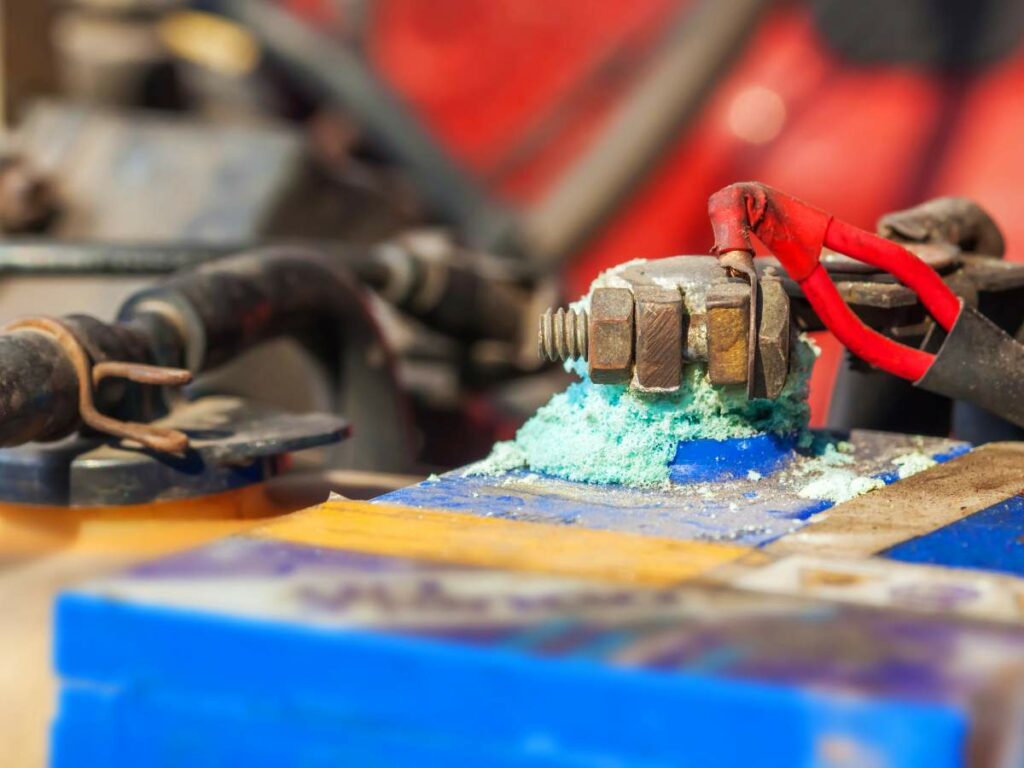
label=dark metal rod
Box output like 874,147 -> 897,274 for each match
0,241 -> 241,275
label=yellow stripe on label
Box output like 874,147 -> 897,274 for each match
255,501 -> 750,587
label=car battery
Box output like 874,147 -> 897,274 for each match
51,430 -> 1024,767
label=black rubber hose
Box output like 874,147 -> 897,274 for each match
118,247 -> 378,372
0,330 -> 79,446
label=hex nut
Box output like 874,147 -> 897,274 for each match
753,276 -> 790,399
588,287 -> 634,384
706,281 -> 750,386
633,285 -> 683,391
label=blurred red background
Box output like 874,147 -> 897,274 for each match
285,0 -> 1024,424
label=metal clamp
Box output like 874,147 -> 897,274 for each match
4,317 -> 193,454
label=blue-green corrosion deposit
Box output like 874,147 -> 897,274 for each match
470,332 -> 819,487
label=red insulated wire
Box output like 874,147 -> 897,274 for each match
824,218 -> 961,331
801,265 -> 935,381
707,182 -> 965,382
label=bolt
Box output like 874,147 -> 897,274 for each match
538,306 -> 588,362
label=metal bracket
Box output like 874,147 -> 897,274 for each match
0,396 -> 350,506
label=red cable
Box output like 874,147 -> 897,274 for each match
824,219 -> 961,331
800,266 -> 935,381
708,182 -> 965,382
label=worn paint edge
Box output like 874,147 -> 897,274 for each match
253,500 -> 750,587
764,442 -> 1024,559
704,551 -> 1024,625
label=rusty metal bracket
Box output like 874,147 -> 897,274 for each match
3,317 -> 193,454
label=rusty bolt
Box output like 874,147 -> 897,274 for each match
633,285 -> 682,391
706,281 -> 750,386
752,276 -> 790,399
588,286 -> 634,384
538,306 -> 588,362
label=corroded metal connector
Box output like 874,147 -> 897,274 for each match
536,256 -> 794,397
4,317 -> 193,454
538,306 -> 588,362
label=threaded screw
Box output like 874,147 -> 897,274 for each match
538,306 -> 588,362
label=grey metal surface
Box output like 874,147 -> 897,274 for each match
0,396 -> 349,506
17,101 -> 304,242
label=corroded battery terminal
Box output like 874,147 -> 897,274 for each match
538,182 -> 1024,430
539,256 -> 792,399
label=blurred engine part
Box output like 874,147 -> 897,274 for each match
53,8 -> 179,109
0,245 -> 413,505
0,154 -> 60,233
0,1 -> 57,126
213,0 -> 516,249
810,0 -> 1024,70
0,227 -> 557,469
9,101 -> 416,242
